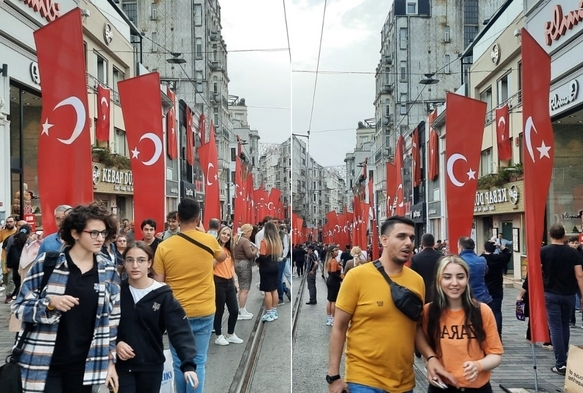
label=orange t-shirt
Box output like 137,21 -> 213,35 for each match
328,259 -> 341,273
260,239 -> 267,255
422,302 -> 503,388
214,247 -> 234,279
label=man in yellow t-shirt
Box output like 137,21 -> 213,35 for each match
153,198 -> 225,393
328,216 -> 455,393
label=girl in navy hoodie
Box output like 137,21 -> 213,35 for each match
116,241 -> 198,393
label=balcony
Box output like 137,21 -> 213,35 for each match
87,73 -> 120,104
210,61 -> 223,71
484,90 -> 522,126
381,83 -> 394,94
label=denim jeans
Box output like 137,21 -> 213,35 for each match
346,382 -> 412,393
283,258 -> 292,285
488,294 -> 503,335
545,292 -> 575,368
170,313 -> 214,393
277,259 -> 286,301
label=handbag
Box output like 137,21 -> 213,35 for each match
0,323 -> 33,393
373,260 -> 423,321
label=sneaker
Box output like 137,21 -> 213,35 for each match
325,318 -> 332,326
271,310 -> 279,320
551,366 -> 566,376
226,333 -> 243,344
261,313 -> 274,322
237,310 -> 253,320
542,343 -> 553,350
285,287 -> 292,301
278,299 -> 285,306
214,335 -> 229,346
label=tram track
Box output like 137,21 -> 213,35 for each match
291,273 -> 307,346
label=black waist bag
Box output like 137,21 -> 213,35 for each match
373,260 -> 423,322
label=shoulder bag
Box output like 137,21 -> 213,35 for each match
177,233 -> 214,257
373,260 -> 423,322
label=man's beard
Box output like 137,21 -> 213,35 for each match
6,224 -> 14,230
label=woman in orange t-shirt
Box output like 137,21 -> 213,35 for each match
212,226 -> 244,346
422,255 -> 503,393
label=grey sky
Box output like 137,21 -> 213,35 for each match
222,0 -> 390,167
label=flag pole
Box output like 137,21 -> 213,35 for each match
531,343 -> 539,392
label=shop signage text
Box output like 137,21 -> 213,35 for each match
474,185 -> 519,213
551,80 -> 579,111
19,0 -> 61,22
93,165 -> 134,193
544,1 -> 583,46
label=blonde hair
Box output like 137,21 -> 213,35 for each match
240,224 -> 253,234
350,246 -> 362,257
263,222 -> 283,260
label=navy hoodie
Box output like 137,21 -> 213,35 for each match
116,280 -> 196,373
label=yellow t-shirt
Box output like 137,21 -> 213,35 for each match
336,262 -> 425,393
0,228 -> 16,274
153,229 -> 223,318
422,302 -> 503,388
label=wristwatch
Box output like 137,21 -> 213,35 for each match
326,374 -> 341,384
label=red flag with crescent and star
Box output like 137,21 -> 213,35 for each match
445,93 -> 486,246
428,108 -> 439,181
234,156 -> 245,228
386,161 -> 397,217
118,72 -> 165,229
496,104 -> 512,161
269,188 -> 282,219
198,113 -> 206,145
166,87 -> 178,159
96,85 -> 110,142
198,125 -> 221,226
246,172 -> 255,224
185,106 -> 195,166
35,8 -> 93,234
395,135 -> 405,216
522,27 -> 552,344
412,127 -> 421,187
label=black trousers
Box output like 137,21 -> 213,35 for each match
44,365 -> 92,393
307,272 -> 317,302
214,276 -> 239,335
296,260 -> 304,276
428,381 -> 492,393
118,369 -> 163,393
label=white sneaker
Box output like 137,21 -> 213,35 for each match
325,318 -> 332,326
214,335 -> 229,346
238,309 -> 253,320
226,333 -> 244,344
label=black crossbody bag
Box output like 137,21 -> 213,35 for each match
373,260 -> 423,322
177,233 -> 214,256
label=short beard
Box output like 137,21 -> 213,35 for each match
391,256 -> 408,265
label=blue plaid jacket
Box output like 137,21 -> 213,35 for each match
11,251 -> 121,393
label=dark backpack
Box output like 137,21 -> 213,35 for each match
38,251 -> 61,292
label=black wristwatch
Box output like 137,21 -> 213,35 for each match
326,374 -> 341,384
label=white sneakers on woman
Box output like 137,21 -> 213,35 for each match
215,333 -> 244,345
237,309 -> 253,320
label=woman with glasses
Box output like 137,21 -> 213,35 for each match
324,246 -> 342,327
115,241 -> 198,392
12,203 -> 121,393
213,226 -> 244,345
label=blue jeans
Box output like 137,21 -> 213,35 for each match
488,294 -> 503,335
545,292 -> 575,368
346,383 -> 412,393
170,313 -> 214,393
277,259 -> 286,301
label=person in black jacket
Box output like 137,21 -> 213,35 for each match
410,233 -> 441,304
5,224 -> 32,299
116,241 -> 198,393
481,241 -> 511,336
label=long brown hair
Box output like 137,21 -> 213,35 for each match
262,222 -> 283,260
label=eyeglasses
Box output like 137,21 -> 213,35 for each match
83,230 -> 109,239
124,258 -> 149,265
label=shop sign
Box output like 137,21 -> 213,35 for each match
427,201 -> 441,218
474,184 -> 521,213
166,181 -> 179,197
92,164 -> 134,194
30,62 -> 41,85
544,1 -> 583,46
181,181 -> 196,199
550,79 -> 579,112
19,0 -> 61,23
411,203 -> 425,223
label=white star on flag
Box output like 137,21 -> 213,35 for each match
537,141 -> 551,159
467,168 -> 476,180
131,147 -> 140,159
41,119 -> 54,136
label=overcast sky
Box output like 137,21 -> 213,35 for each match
222,0 -> 390,168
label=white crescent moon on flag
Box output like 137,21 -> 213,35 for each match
55,96 -> 86,145
447,153 -> 467,187
100,97 -> 109,107
206,163 -> 216,186
524,116 -> 536,162
139,133 -> 163,166
267,202 -> 274,211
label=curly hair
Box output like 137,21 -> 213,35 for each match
59,203 -> 118,246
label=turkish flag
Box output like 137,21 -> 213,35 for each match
495,104 -> 512,161
395,135 -> 405,216
198,126 -> 221,226
269,188 -> 282,219
35,8 -> 93,235
445,93 -> 486,247
326,210 -> 338,244
360,201 -> 370,250
246,172 -> 255,224
368,178 -> 379,260
166,87 -> 178,159
198,114 -> 206,145
118,73 -> 165,229
234,156 -> 244,228
522,28 -> 552,344
96,85 -> 110,142
185,107 -> 195,166
428,129 -> 439,180
412,127 -> 421,187
386,162 -> 397,217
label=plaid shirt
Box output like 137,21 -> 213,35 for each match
11,251 -> 121,393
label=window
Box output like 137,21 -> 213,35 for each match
114,128 -> 128,156
464,26 -> 479,47
497,73 -> 511,105
399,28 -> 408,49
151,32 -> 157,52
400,93 -> 407,103
196,38 -> 203,58
194,4 -> 202,26
444,54 -> 451,74
518,62 -> 523,104
464,0 -> 479,24
444,26 -> 450,43
94,52 -> 108,84
407,2 -> 417,14
400,104 -> 407,115
480,148 -> 492,177
231,171 -> 236,183
479,87 -> 493,123
122,2 -> 137,24
150,3 -> 157,19
195,71 -> 203,93
113,67 -> 124,92
213,107 -> 219,126
231,147 -> 236,161
400,61 -> 407,81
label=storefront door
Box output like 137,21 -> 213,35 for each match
502,221 -> 513,273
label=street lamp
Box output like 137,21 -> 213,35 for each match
166,53 -> 187,64
419,73 -> 440,85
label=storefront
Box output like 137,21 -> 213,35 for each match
410,202 -> 426,250
526,0 -> 583,243
473,180 -> 524,277
92,163 -> 134,220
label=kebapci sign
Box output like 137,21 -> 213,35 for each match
19,0 -> 61,22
